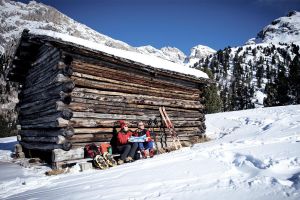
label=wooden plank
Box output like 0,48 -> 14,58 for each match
52,148 -> 84,162
21,135 -> 66,144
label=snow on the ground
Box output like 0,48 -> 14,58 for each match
1,105 -> 300,199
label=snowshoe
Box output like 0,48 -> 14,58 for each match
94,155 -> 109,170
103,152 -> 117,167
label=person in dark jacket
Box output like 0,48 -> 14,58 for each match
134,121 -> 154,158
116,120 -> 138,165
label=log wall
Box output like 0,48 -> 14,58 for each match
14,40 -> 207,167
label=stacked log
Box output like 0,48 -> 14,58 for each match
17,46 -> 74,151
59,53 -> 206,148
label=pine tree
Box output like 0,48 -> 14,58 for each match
256,65 -> 264,88
276,64 -> 290,105
264,82 -> 278,107
202,67 -> 222,114
288,52 -> 300,104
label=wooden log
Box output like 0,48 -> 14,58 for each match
24,73 -> 72,91
70,133 -> 113,143
70,91 -> 202,110
19,108 -> 73,121
19,127 -> 74,138
70,87 -> 203,110
63,52 -> 205,88
66,102 -> 203,118
72,60 -> 199,92
19,118 -> 69,129
27,48 -> 60,75
19,88 -> 72,105
30,47 -> 59,69
25,51 -> 61,83
72,87 -> 197,102
21,135 -> 66,144
25,63 -> 73,89
19,112 -> 72,125
19,101 -> 69,117
71,112 -> 201,122
20,141 -> 72,151
72,77 -> 199,101
52,148 -> 84,162
72,71 -> 197,96
21,81 -> 75,96
71,97 -> 202,113
69,118 -> 205,128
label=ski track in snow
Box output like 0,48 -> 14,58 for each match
0,105 -> 300,199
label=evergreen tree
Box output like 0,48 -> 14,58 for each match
202,67 -> 222,114
256,65 -> 264,88
264,82 -> 278,107
288,52 -> 300,104
276,64 -> 290,105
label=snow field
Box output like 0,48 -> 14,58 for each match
0,105 -> 299,199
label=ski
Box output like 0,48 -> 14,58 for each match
159,106 -> 182,150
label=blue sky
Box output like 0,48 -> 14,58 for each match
19,0 -> 300,55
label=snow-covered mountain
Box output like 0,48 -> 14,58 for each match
188,45 -> 216,66
136,45 -> 187,64
1,105 -> 300,199
0,0 -> 212,63
256,10 -> 300,46
195,11 -> 300,111
0,0 -> 136,54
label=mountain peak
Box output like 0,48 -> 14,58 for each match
256,10 -> 300,45
188,45 -> 216,65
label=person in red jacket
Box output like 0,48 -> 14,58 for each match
116,120 -> 138,165
134,121 -> 154,159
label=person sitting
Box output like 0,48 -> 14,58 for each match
134,121 -> 154,159
116,120 -> 138,165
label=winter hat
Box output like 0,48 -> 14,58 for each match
119,120 -> 127,129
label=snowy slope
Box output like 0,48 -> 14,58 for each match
1,105 -> 300,199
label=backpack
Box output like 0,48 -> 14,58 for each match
84,143 -> 100,158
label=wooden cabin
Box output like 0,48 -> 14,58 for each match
8,29 -> 211,168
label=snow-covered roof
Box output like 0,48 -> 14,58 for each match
25,29 -> 208,80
